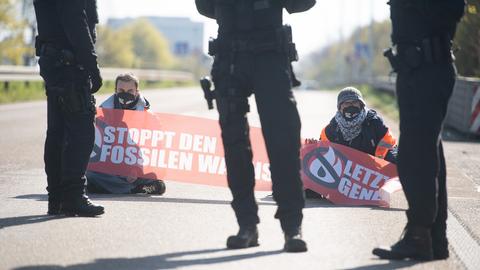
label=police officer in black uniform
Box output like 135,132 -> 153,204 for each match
373,0 -> 465,261
196,0 -> 315,252
34,0 -> 104,216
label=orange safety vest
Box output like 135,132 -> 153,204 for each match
320,127 -> 396,160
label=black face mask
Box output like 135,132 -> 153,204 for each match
116,92 -> 138,110
342,106 -> 361,121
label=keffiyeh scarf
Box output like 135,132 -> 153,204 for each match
334,107 -> 368,142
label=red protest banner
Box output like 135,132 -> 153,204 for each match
88,109 -> 401,205
88,108 -> 272,191
301,141 -> 401,207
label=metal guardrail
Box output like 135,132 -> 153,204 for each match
371,76 -> 396,94
0,65 -> 193,83
370,75 -> 480,136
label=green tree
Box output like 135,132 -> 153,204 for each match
96,25 -> 136,68
455,0 -> 480,77
0,0 -> 32,65
96,19 -> 175,69
127,19 -> 175,69
300,20 -> 392,88
172,51 -> 211,78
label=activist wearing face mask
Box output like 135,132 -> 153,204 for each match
116,91 -> 139,110
102,73 -> 150,111
304,87 -> 398,199
307,87 -> 398,163
85,73 -> 165,195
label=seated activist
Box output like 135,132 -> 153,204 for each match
305,87 -> 397,198
86,73 -> 166,195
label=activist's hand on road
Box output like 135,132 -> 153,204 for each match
305,138 -> 318,144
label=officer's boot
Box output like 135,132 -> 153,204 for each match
47,186 -> 63,215
372,225 -> 433,261
47,193 -> 63,215
284,228 -> 307,253
431,225 -> 449,260
226,226 -> 259,249
48,199 -> 63,215
63,194 -> 104,217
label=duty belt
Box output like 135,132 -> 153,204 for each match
208,25 -> 299,62
396,35 -> 453,64
209,38 -> 279,54
38,44 -> 77,67
384,35 -> 453,72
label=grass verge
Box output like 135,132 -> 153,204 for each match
316,84 -> 399,121
356,84 -> 399,122
0,80 -> 195,104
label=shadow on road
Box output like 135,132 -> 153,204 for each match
14,193 -> 277,206
0,214 -> 66,230
259,193 -> 343,209
14,248 -> 283,270
14,194 -> 48,201
93,195 -> 276,206
265,196 -> 405,212
342,259 -> 420,270
443,128 -> 480,143
14,194 -> 404,211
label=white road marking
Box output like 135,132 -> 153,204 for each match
448,210 -> 480,270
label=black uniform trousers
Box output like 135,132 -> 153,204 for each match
396,61 -> 455,236
42,62 -> 95,203
212,50 -> 305,234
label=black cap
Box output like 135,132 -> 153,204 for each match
337,87 -> 366,109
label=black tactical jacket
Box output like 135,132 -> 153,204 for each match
34,0 -> 99,74
389,0 -> 465,43
195,0 -> 316,35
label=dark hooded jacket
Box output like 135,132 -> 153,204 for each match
320,109 -> 398,164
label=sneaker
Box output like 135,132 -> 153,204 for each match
132,180 -> 166,195
305,189 -> 324,199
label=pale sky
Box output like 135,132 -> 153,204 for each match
98,0 -> 390,57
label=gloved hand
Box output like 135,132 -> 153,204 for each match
304,138 -> 318,145
90,67 -> 103,94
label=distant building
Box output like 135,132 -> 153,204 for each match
107,17 -> 204,57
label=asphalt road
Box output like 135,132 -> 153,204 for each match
1,87 -> 479,270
